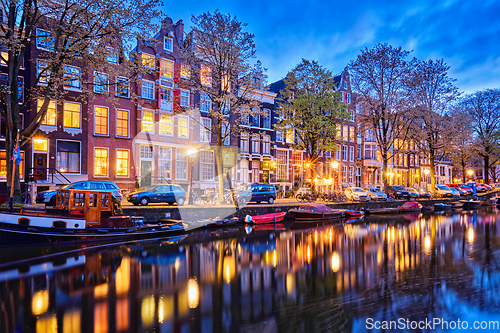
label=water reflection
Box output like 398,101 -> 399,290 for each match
0,208 -> 499,332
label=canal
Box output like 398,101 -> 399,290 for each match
1,208 -> 499,332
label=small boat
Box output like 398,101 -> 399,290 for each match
364,207 -> 400,215
289,205 -> 344,222
245,212 -> 286,224
168,216 -> 239,229
481,199 -> 497,206
434,203 -> 451,210
399,201 -> 422,213
450,202 -> 463,209
0,189 -> 185,246
460,200 -> 483,209
344,210 -> 364,217
421,206 -> 435,212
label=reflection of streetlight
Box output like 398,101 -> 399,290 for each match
331,251 -> 340,272
187,148 -> 197,205
187,278 -> 199,309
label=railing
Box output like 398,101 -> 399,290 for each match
135,176 -> 170,188
28,167 -> 71,184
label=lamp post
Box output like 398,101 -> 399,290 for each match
467,169 -> 474,181
187,148 -> 198,205
331,161 -> 339,192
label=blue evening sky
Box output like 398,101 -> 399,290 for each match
163,0 -> 500,93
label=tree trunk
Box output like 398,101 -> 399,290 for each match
382,152 -> 388,193
215,145 -> 224,194
430,149 -> 436,192
461,159 -> 466,183
484,155 -> 490,184
6,130 -> 21,204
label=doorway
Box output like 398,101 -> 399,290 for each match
34,153 -> 47,180
141,161 -> 152,188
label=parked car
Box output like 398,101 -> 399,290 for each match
344,187 -> 370,201
128,184 -> 186,206
456,183 -> 473,195
448,187 -> 462,198
364,187 -> 388,201
494,183 -> 500,188
236,183 -> 277,205
415,188 -> 431,198
482,184 -> 493,190
36,180 -> 122,206
435,185 -> 455,198
476,185 -> 488,192
388,186 -> 411,199
405,188 -> 420,199
447,184 -> 469,196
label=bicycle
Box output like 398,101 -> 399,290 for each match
190,192 -> 202,206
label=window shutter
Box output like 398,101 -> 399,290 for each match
174,62 -> 181,83
173,89 -> 181,112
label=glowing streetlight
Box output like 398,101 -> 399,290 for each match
423,169 -> 430,175
331,161 -> 339,169
467,169 -> 474,176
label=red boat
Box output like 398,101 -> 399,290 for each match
245,212 -> 286,224
289,205 -> 344,222
344,210 -> 364,217
399,201 -> 422,213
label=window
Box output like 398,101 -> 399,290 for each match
200,65 -> 211,86
342,145 -> 347,161
159,147 -> 171,180
251,134 -> 260,154
349,126 -> 355,142
180,65 -> 190,79
94,148 -> 108,176
0,151 -> 24,179
56,141 -> 80,173
349,146 -> 354,162
342,165 -> 347,183
63,65 -> 81,90
343,126 -> 348,141
336,147 -> 341,161
141,110 -> 154,133
201,118 -> 211,143
276,150 -> 288,181
200,92 -> 211,112
240,133 -> 248,152
94,106 -> 108,135
140,145 -> 153,159
0,46 -> 7,65
276,131 -> 283,142
180,90 -> 189,107
347,93 -> 351,104
240,108 -> 249,125
142,53 -> 155,69
33,138 -> 48,151
175,149 -> 187,180
36,29 -> 55,50
160,59 -> 173,79
350,111 -> 355,122
262,135 -> 270,154
36,60 -> 50,84
348,166 -> 354,183
63,102 -> 81,129
159,114 -> 173,136
200,150 -> 214,181
223,122 -> 230,145
285,129 -> 294,143
37,99 -> 56,126
106,47 -> 119,64
343,81 -> 347,89
262,109 -> 271,129
116,150 -> 129,176
357,144 -> 362,160
141,80 -> 154,100
178,116 -> 189,138
158,88 -> 173,112
336,124 -> 342,140
251,109 -> 260,127
116,77 -> 130,98
164,37 -> 173,52
116,109 -> 129,137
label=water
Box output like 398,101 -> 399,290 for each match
1,208 -> 500,332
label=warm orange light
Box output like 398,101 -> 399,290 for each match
331,251 -> 340,272
188,278 -> 200,309
468,228 -> 474,242
32,290 -> 49,316
424,236 -> 431,249
141,296 -> 155,327
306,163 -> 311,168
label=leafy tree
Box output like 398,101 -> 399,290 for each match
349,43 -> 413,192
407,59 -> 460,191
179,10 -> 265,193
1,0 -> 160,202
460,89 -> 500,184
276,59 -> 349,190
448,108 -> 475,183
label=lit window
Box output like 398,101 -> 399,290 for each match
180,65 -> 190,79
116,109 -> 129,137
37,99 -> 56,126
36,60 -> 50,85
36,29 -> 55,50
160,59 -> 173,79
201,118 -> 211,143
141,80 -> 154,100
175,149 -> 187,180
33,138 -> 48,151
94,148 -> 108,176
116,150 -> 129,176
200,150 -> 214,181
285,130 -> 294,143
159,147 -> 171,179
56,140 -> 80,173
142,53 -> 155,69
116,77 -> 130,98
141,110 -> 154,133
177,116 -> 188,138
180,90 -> 189,107
276,150 -> 288,181
0,46 -> 7,65
164,37 -> 173,52
63,65 -> 81,90
200,65 -> 211,86
63,102 -> 81,129
0,151 -> 24,179
94,106 -> 108,135
159,114 -> 173,136
200,93 -> 211,112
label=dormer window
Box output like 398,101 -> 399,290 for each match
142,53 -> 155,70
344,81 -> 347,89
164,36 -> 173,52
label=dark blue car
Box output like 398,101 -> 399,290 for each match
128,184 -> 186,206
236,183 -> 276,205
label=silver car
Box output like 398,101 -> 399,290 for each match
344,187 -> 370,201
364,187 -> 387,201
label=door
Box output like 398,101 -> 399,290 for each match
85,193 -> 101,225
141,161 -> 152,188
251,185 -> 262,202
34,153 -> 48,180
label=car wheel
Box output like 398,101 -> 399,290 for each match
177,197 -> 185,206
268,197 -> 274,204
140,197 -> 149,206
238,197 -> 247,207
50,196 -> 56,206
168,202 -> 174,205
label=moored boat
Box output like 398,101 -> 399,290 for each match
289,205 -> 344,222
399,201 -> 422,213
450,202 -> 463,209
245,212 -> 286,224
460,200 -> 483,209
364,207 -> 400,215
481,199 -> 497,206
343,210 -> 364,217
434,203 -> 451,210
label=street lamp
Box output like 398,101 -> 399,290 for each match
187,148 -> 197,205
331,161 -> 339,191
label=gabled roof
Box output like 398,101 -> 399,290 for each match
269,79 -> 285,96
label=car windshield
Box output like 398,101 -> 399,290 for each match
393,186 -> 405,190
437,185 -> 450,190
352,188 -> 364,192
370,188 -> 382,193
459,185 -> 470,189
145,186 -> 158,192
406,188 -> 416,192
237,184 -> 251,192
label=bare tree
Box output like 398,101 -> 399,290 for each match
460,89 -> 500,184
407,59 -> 460,191
1,0 -> 160,202
349,43 -> 413,192
179,10 -> 265,193
275,59 -> 349,190
449,108 -> 475,183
